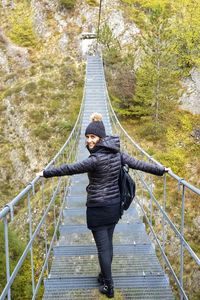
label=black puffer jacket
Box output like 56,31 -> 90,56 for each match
43,136 -> 165,207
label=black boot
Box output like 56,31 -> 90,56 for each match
97,272 -> 104,285
99,282 -> 114,298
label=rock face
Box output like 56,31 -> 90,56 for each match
0,49 -> 10,73
0,0 -> 141,206
180,68 -> 200,114
2,0 -> 14,9
106,9 -> 140,45
3,96 -> 39,182
31,0 -> 52,39
0,27 -> 30,68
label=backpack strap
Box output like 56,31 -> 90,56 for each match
120,152 -> 122,166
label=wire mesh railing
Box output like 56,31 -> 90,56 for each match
105,73 -> 200,299
0,84 -> 85,300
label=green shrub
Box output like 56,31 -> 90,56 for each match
28,110 -> 44,123
9,4 -> 38,47
86,0 -> 98,6
24,82 -> 37,93
59,63 -> 78,84
33,124 -> 52,140
46,99 -> 62,116
0,100 -> 6,112
38,79 -> 55,89
3,84 -> 23,97
53,120 -> 73,132
5,73 -> 17,82
158,147 -> 186,175
59,0 -> 76,9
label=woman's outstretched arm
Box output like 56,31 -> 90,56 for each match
36,156 -> 97,178
121,152 -> 169,176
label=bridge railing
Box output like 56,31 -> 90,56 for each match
105,79 -> 200,299
0,84 -> 85,300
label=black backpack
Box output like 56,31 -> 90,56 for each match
118,154 -> 136,217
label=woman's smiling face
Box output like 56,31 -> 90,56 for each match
86,134 -> 100,149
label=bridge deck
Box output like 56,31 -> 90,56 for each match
42,55 -> 174,299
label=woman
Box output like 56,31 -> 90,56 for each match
37,113 -> 169,298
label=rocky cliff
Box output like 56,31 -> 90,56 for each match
0,0 -> 199,206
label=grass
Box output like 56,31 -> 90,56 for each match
120,110 -> 200,183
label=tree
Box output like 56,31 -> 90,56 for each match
131,1 -> 182,136
99,24 -> 121,52
171,0 -> 200,74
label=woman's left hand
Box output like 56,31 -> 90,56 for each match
36,171 -> 44,177
164,167 -> 171,173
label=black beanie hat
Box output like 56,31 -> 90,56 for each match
85,113 -> 106,138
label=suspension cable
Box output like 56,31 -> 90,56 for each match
97,0 -> 103,45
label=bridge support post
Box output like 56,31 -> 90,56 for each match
162,174 -> 167,269
180,184 -> 185,300
149,175 -> 153,226
28,191 -> 36,296
42,179 -> 49,275
3,217 -> 11,300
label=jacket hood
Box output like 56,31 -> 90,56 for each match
88,135 -> 120,154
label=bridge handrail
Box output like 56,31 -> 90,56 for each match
137,171 -> 200,265
97,52 -> 200,196
107,91 -> 200,196
100,55 -> 200,300
105,84 -> 200,264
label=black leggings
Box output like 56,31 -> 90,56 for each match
92,224 -> 116,284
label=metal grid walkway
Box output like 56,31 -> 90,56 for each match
42,55 -> 175,299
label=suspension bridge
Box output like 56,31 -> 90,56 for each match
0,54 -> 200,300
